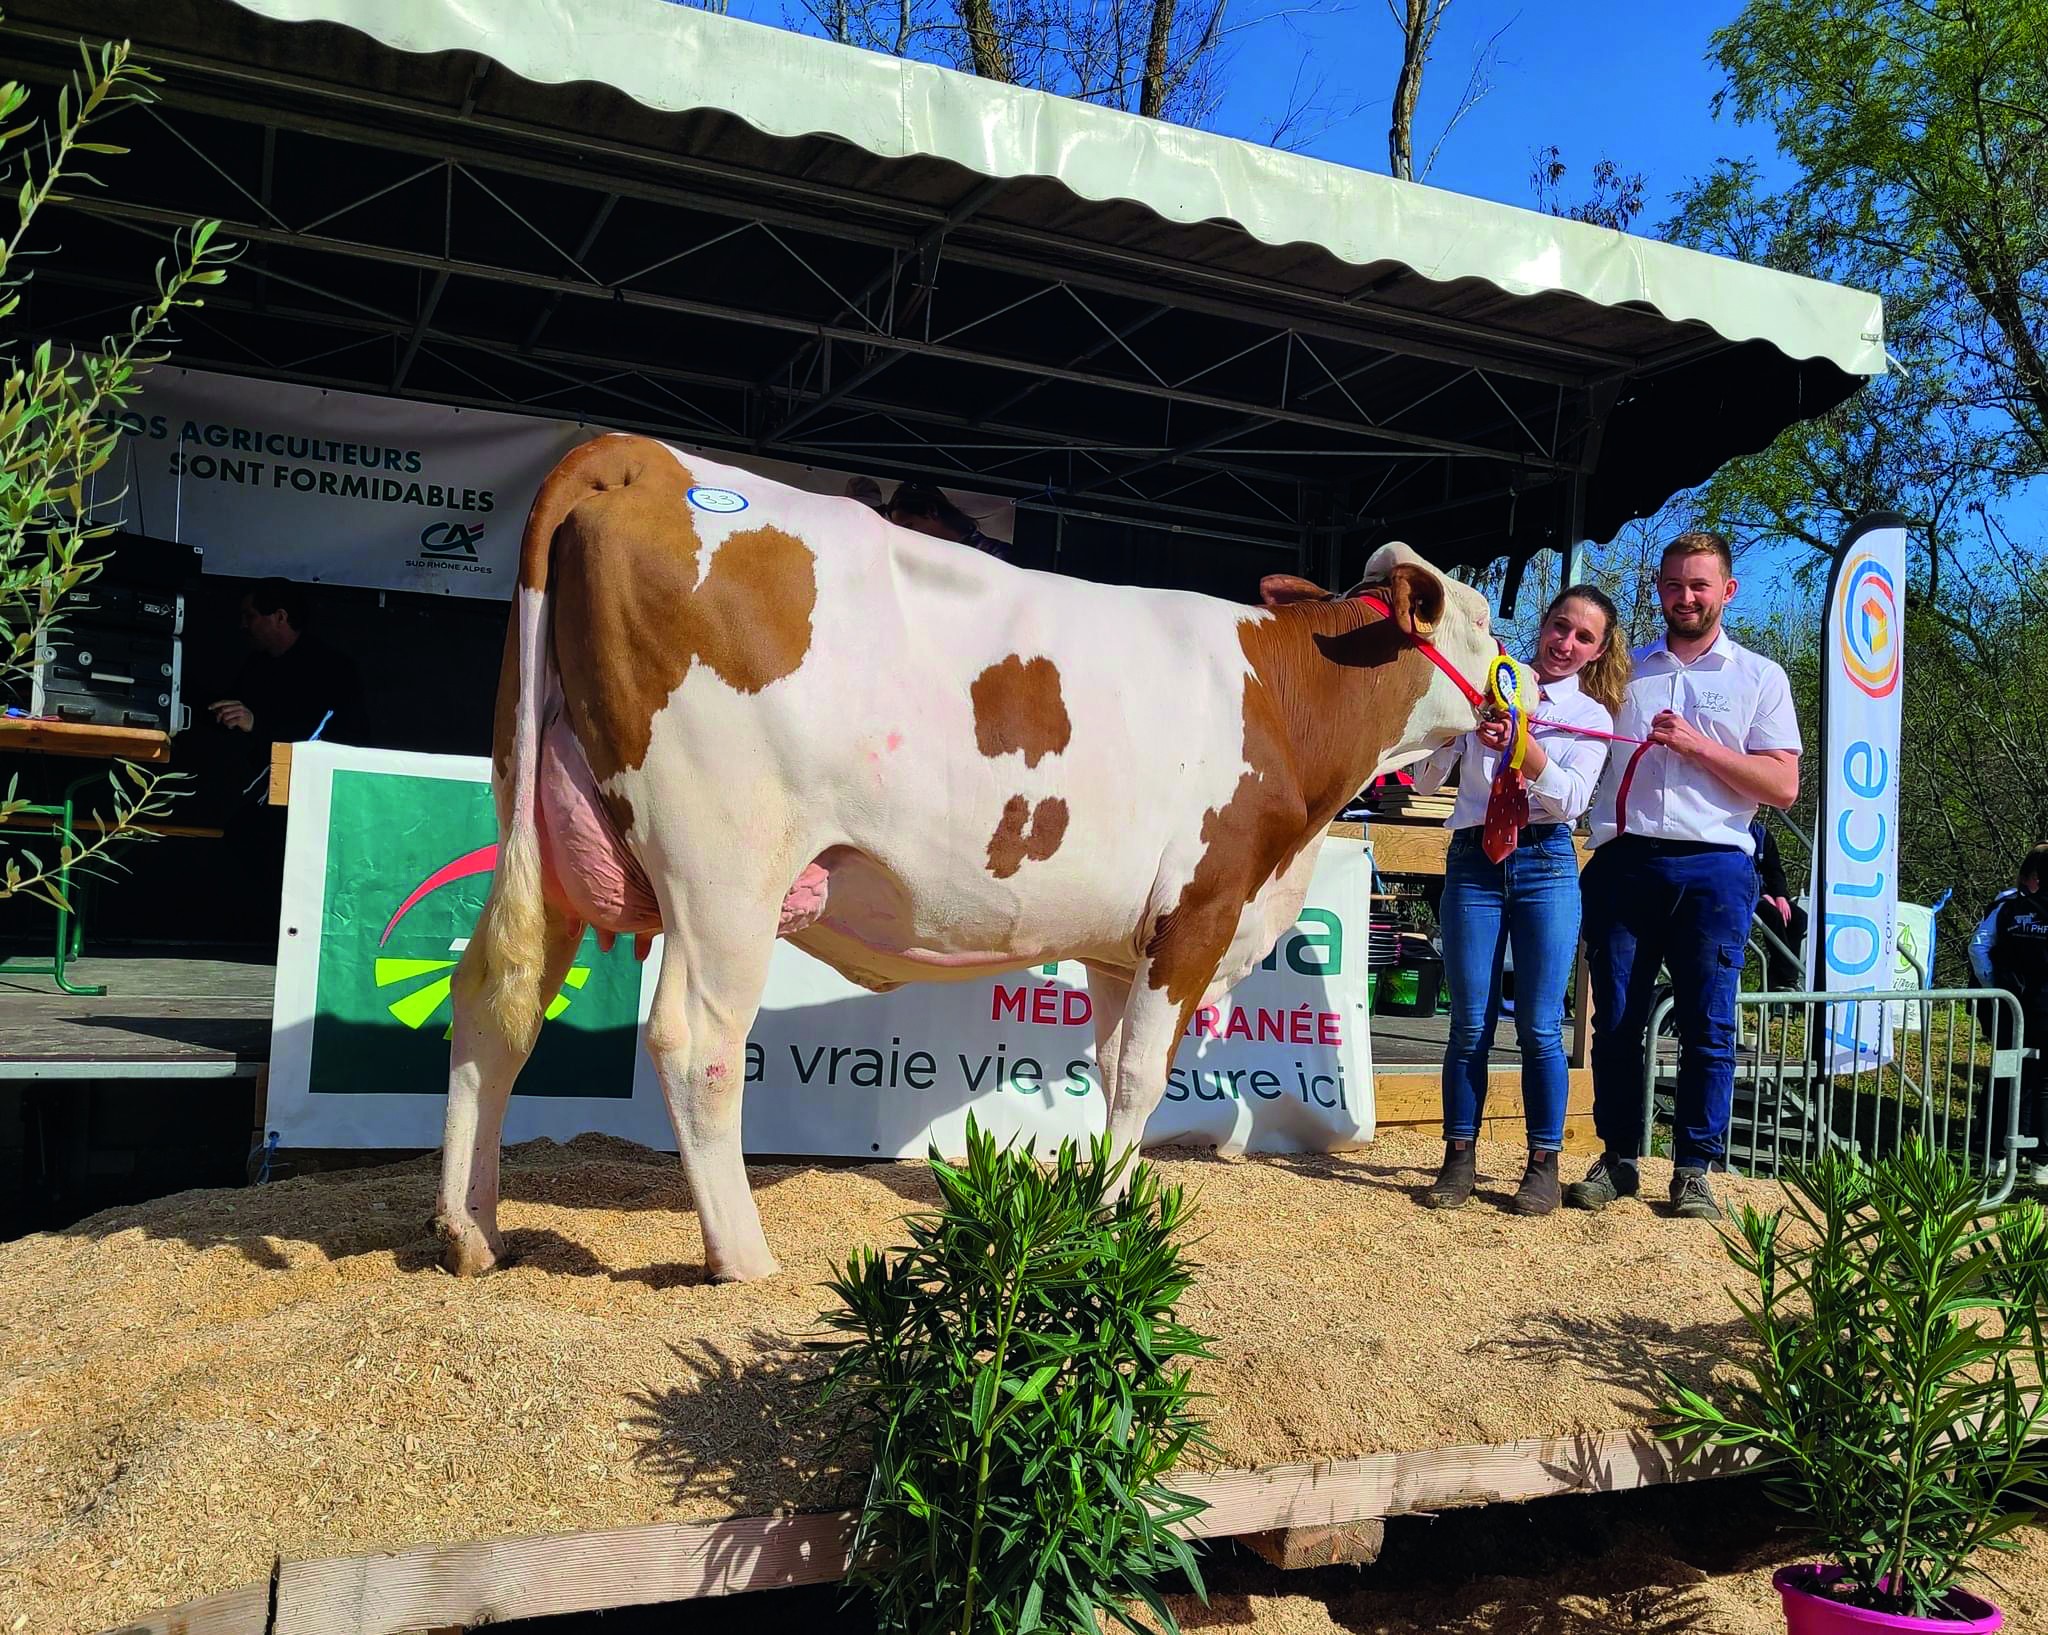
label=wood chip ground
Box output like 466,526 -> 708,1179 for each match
4,1130 -> 1785,1634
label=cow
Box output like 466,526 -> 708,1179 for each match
433,433 -> 1497,1282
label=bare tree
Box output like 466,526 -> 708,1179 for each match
1387,3 -> 1514,182
933,0 -> 1236,125
960,0 -> 1015,80
1418,15 -> 1511,180
1387,0 -> 1452,181
1139,0 -> 1176,118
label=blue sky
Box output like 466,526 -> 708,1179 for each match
709,0 -> 2038,606
718,0 -> 1787,223
1201,0 -> 1785,223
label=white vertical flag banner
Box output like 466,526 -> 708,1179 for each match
1814,514 -> 1908,1072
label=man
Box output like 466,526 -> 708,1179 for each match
210,578 -> 364,936
211,579 -> 363,754
1567,531 -> 1803,1220
1974,844 -> 2048,1168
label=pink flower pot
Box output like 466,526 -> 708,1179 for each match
1775,1566 -> 2003,1633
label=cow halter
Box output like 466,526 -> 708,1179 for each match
1348,587 -> 1658,840
1346,591 -> 1492,717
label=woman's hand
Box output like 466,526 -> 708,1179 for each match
1476,717 -> 1513,752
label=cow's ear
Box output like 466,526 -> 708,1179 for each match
1260,573 -> 1332,607
1387,562 -> 1445,638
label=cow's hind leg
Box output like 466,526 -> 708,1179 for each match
435,905 -> 585,1275
645,911 -> 782,1283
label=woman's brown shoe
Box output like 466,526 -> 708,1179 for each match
1511,1149 -> 1561,1216
1423,1139 -> 1477,1209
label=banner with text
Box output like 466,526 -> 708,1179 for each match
1814,514 -> 1908,1071
267,743 -> 1375,1155
96,365 -> 1014,600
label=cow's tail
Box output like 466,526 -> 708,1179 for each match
465,437 -> 625,1048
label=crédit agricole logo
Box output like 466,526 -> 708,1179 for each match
371,842 -> 592,1038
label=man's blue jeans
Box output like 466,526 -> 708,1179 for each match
1581,837 -> 1757,1168
1440,824 -> 1581,1151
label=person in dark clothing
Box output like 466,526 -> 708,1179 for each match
211,579 -> 363,760
886,481 -> 1009,561
1980,843 -> 2048,1173
209,578 -> 365,940
1750,816 -> 1809,990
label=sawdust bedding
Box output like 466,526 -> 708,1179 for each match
1135,1514 -> 2048,1635
2,1128 -> 1779,1635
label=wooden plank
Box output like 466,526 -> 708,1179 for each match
1377,1113 -> 1601,1155
1175,1431 -> 1750,1537
1242,1519 -> 1385,1570
271,741 -> 293,808
273,1510 -> 857,1635
1372,1068 -> 1593,1126
258,1430 -> 1748,1633
1351,820 -> 1595,880
94,1577 -> 271,1635
0,812 -> 225,838
1355,821 -> 1448,877
0,718 -> 171,763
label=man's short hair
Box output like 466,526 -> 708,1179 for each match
1661,529 -> 1734,577
247,576 -> 312,632
2021,842 -> 2048,888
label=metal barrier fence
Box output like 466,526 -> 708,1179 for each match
1638,984 -> 2033,1204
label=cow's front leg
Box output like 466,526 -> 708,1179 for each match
1097,966 -> 1215,1203
436,907 -> 585,1276
645,928 -> 781,1283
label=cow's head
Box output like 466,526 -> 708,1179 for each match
1260,541 -> 1496,775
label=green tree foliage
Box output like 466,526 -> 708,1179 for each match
0,20 -> 235,908
1661,0 -> 2048,945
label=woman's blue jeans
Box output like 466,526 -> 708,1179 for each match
1439,824 -> 1581,1151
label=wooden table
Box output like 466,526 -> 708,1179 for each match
1,717 -> 178,995
0,716 -> 172,764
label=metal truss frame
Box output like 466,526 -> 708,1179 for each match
2,16 -> 1639,571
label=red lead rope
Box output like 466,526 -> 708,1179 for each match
1345,592 -> 1658,836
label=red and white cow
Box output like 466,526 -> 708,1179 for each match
434,434 -> 1496,1281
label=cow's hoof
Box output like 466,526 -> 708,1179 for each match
435,1216 -> 503,1277
707,1252 -> 782,1284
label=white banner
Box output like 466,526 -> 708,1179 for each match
1814,516 -> 1908,1071
266,742 -> 1375,1156
95,365 -> 1014,600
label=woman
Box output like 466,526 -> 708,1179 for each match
886,481 -> 1009,561
1412,584 -> 1629,1216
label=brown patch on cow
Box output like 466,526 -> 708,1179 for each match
986,795 -> 1070,879
1142,600 -> 1435,1009
686,525 -> 819,691
539,437 -> 818,783
970,655 -> 1071,768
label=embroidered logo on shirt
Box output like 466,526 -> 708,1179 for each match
1695,688 -> 1732,713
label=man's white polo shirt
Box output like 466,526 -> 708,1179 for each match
1587,627 -> 1802,854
